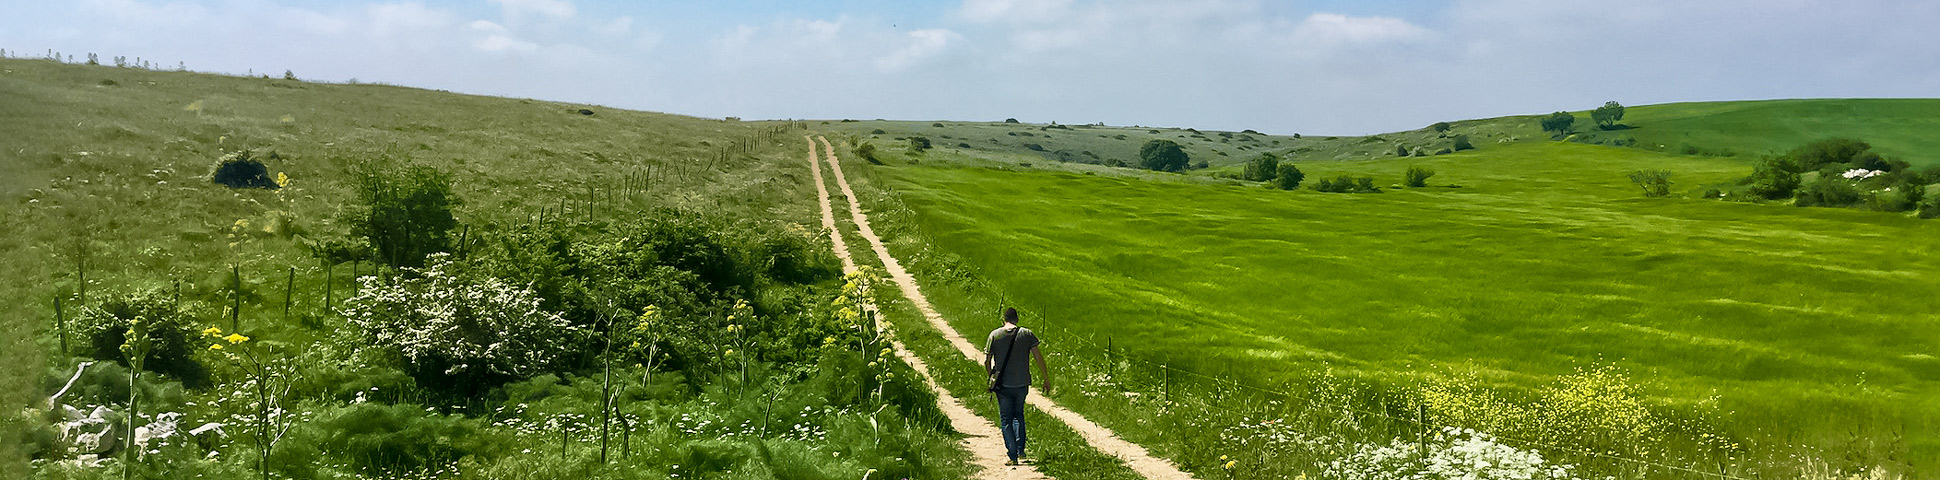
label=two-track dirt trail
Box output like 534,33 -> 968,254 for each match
807,135 -> 1196,480
805,136 -> 1050,480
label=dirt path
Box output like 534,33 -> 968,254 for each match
809,136 -> 1196,480
806,136 -> 1049,480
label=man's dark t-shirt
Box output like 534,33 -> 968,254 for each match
985,325 -> 1040,388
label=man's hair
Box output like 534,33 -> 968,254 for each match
1003,307 -> 1018,324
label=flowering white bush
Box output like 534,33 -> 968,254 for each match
1325,427 -> 1606,480
1841,168 -> 1883,179
342,253 -> 581,384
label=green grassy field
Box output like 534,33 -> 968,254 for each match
0,58 -> 989,480
856,137 -> 1939,476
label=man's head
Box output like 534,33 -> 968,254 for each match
1003,307 -> 1018,325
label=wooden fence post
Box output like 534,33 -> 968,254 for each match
283,267 -> 295,322
231,263 -> 242,333
54,296 -> 67,356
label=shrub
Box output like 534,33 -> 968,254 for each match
1137,139 -> 1190,172
956,142 -> 970,148
1434,147 -> 1452,155
1626,170 -> 1673,197
350,162 -> 459,268
1271,164 -> 1304,190
1024,143 -> 1044,151
1783,138 -> 1871,172
869,129 -> 885,135
854,142 -> 880,164
931,122 -> 943,127
1540,111 -> 1576,137
1404,166 -> 1435,188
1452,134 -> 1474,151
1241,152 -> 1280,182
1395,145 -> 1410,157
907,136 -> 931,152
212,150 -> 281,189
1313,175 -> 1381,193
75,289 -> 210,388
1794,177 -> 1861,207
1745,157 -> 1800,199
1920,191 -> 1940,219
1003,118 -> 1019,124
1190,160 -> 1209,169
1430,121 -> 1451,134
341,253 -> 584,395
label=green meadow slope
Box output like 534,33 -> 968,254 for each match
838,102 -> 1940,476
0,58 -> 997,480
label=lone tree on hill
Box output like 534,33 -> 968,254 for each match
1540,111 -> 1576,137
1593,101 -> 1626,129
1242,152 -> 1280,181
1431,122 -> 1452,134
1138,139 -> 1190,172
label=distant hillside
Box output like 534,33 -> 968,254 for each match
829,99 -> 1940,173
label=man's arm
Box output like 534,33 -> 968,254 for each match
983,339 -> 996,374
1031,345 -> 1049,394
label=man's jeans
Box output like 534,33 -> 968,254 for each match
995,385 -> 1029,461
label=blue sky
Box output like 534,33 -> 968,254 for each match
4,0 -> 1936,135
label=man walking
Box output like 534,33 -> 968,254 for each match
985,307 -> 1048,466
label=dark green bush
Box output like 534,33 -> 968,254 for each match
1404,166 -> 1435,188
1137,139 -> 1190,172
907,136 -> 930,152
1313,175 -> 1381,193
854,142 -> 880,164
1242,152 -> 1280,181
1794,177 -> 1861,207
869,129 -> 885,134
1746,157 -> 1801,199
75,289 -> 211,389
211,150 -> 280,189
1271,164 -> 1304,190
1452,134 -> 1474,151
1920,191 -> 1940,219
349,162 -> 459,268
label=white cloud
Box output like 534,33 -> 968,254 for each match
875,29 -> 964,72
490,0 -> 575,21
1286,13 -> 1430,48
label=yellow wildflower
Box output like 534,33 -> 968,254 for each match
1224,460 -> 1236,470
202,326 -> 222,337
223,333 -> 250,344
208,344 -> 224,351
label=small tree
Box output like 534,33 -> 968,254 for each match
1626,170 -> 1673,197
282,70 -> 297,81
907,136 -> 931,152
1242,152 -> 1280,181
1137,139 -> 1191,172
1592,101 -> 1625,129
1431,122 -> 1451,134
1272,164 -> 1305,190
1404,166 -> 1435,187
1540,111 -> 1576,137
854,142 -> 880,164
1452,135 -> 1474,151
1395,144 -> 1410,157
